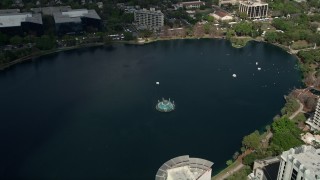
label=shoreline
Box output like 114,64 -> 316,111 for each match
0,35 -> 302,71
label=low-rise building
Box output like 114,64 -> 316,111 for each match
176,1 -> 205,9
210,10 -> 233,21
248,156 -> 281,180
31,6 -> 72,16
53,9 -> 101,35
277,145 -> 320,180
0,10 -> 43,35
218,0 -> 238,6
239,0 -> 268,19
134,8 -> 164,31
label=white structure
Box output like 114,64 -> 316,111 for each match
306,98 -> 320,131
210,11 -> 233,21
277,145 -> 320,180
239,0 -> 268,19
134,8 -> 164,31
155,155 -> 213,180
0,12 -> 42,28
248,156 -> 281,180
176,1 -> 205,9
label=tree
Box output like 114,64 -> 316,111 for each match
10,35 -> 23,45
270,116 -> 303,154
226,159 -> 233,166
207,15 -> 214,22
35,35 -> 55,50
265,125 -> 271,132
0,32 -> 8,45
124,32 -> 135,41
234,22 -> 253,36
265,32 -> 278,43
226,29 -> 235,40
204,23 -> 211,34
238,12 -> 248,20
232,151 -> 240,160
242,130 -> 260,150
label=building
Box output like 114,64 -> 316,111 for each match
176,1 -> 205,9
155,155 -> 213,180
218,0 -> 238,6
306,98 -> 320,131
277,145 -> 320,180
53,9 -> 101,35
248,156 -> 281,180
31,6 -> 72,16
0,10 -> 43,35
239,0 -> 268,19
210,10 -> 233,21
134,8 -> 164,31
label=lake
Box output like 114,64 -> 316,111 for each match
0,39 -> 301,179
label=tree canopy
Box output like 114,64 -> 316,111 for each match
242,130 -> 260,150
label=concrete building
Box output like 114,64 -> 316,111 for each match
176,1 -> 205,9
134,8 -> 164,31
0,10 -> 43,35
53,9 -> 101,35
248,156 -> 281,180
155,155 -> 213,180
210,10 -> 233,21
277,145 -> 320,180
219,0 -> 238,6
31,6 -> 72,16
306,98 -> 320,131
239,0 -> 268,19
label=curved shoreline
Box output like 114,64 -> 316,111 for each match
0,36 -> 299,71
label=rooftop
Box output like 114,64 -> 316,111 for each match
0,12 -> 42,28
178,1 -> 205,5
239,0 -> 268,6
214,10 -> 230,18
282,145 -> 320,178
31,6 -> 72,15
53,9 -> 101,24
155,155 -> 213,180
135,8 -> 163,15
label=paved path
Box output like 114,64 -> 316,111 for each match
289,99 -> 304,120
215,163 -> 244,180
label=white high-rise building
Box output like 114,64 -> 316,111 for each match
277,145 -> 320,180
155,155 -> 213,180
307,98 -> 320,131
238,0 -> 268,19
134,8 -> 164,31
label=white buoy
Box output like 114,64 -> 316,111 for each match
232,74 -> 237,78
156,82 -> 160,85
258,67 -> 261,71
256,62 -> 258,65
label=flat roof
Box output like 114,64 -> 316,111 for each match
31,6 -> 71,15
0,13 -> 42,28
178,1 -> 205,5
53,9 -> 101,24
156,155 -> 213,180
239,0 -> 268,6
282,145 -> 320,178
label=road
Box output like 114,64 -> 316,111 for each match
215,163 -> 244,180
289,99 -> 304,120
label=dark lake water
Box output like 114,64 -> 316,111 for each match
0,39 -> 301,179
